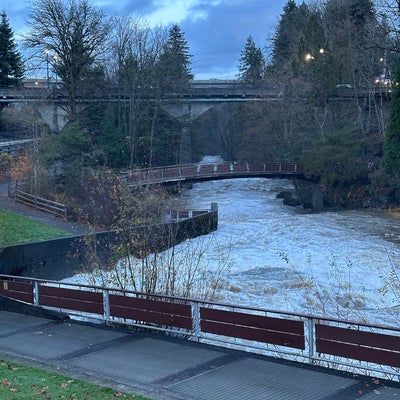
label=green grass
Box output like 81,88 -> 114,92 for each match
0,360 -> 151,400
0,210 -> 71,247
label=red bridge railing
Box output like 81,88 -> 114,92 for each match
125,162 -> 302,186
1,274 -> 400,380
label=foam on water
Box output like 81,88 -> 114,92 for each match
65,176 -> 400,326
178,177 -> 400,324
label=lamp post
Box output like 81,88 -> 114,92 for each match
45,49 -> 50,88
52,54 -> 58,86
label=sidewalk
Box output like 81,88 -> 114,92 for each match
1,310 -> 400,400
0,182 -> 90,235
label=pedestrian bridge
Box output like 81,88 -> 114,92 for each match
126,161 -> 303,186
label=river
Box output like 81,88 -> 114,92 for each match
173,177 -> 400,326
65,173 -> 400,326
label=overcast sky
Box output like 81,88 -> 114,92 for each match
2,0 -> 289,79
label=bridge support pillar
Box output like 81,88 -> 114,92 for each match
35,104 -> 69,133
161,103 -> 213,164
179,124 -> 192,164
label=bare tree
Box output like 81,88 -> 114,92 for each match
108,16 -> 168,167
25,0 -> 111,121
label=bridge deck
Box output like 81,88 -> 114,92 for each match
126,162 -> 303,186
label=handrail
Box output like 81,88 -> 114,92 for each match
10,189 -> 67,218
125,161 -> 303,186
1,273 -> 400,380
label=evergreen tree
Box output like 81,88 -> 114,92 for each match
270,1 -> 310,75
323,0 -> 378,87
238,36 -> 265,84
0,11 -> 24,86
350,0 -> 375,26
158,24 -> 193,90
298,11 -> 333,96
383,59 -> 400,178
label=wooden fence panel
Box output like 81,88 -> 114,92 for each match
316,324 -> 400,368
248,163 -> 265,172
146,170 -> 163,181
109,294 -> 192,330
264,163 -> 280,172
0,279 -> 34,303
280,163 -> 296,172
216,163 -> 231,173
233,163 -> 248,172
164,168 -> 180,178
39,285 -> 103,315
181,166 -> 197,177
200,307 -> 305,349
199,164 -> 214,174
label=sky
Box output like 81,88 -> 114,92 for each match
1,0 -> 289,80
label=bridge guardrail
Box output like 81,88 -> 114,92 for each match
1,273 -> 400,380
126,162 -> 302,186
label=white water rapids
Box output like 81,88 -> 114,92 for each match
65,172 -> 400,327
172,177 -> 400,326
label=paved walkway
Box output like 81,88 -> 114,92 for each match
1,310 -> 400,400
0,182 -> 91,235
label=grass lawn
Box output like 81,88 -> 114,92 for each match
0,210 -> 71,247
0,359 -> 151,399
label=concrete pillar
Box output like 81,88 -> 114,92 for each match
179,124 -> 192,164
161,102 -> 213,165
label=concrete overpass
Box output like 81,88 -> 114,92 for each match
0,80 -> 283,117
0,80 -> 284,163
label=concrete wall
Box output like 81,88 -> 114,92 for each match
0,206 -> 218,281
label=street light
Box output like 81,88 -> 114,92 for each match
305,53 -> 314,62
52,54 -> 59,86
45,49 -> 50,88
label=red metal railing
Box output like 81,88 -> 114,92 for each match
125,162 -> 302,186
1,274 -> 400,380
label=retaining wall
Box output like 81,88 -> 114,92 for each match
0,204 -> 218,280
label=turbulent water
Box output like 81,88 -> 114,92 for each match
65,171 -> 400,326
173,177 -> 400,326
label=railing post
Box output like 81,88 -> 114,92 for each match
103,289 -> 110,324
192,301 -> 201,340
307,317 -> 316,364
34,281 -> 39,306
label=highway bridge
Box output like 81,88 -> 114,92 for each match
0,80 -> 284,135
0,79 -> 388,104
0,79 -> 284,104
